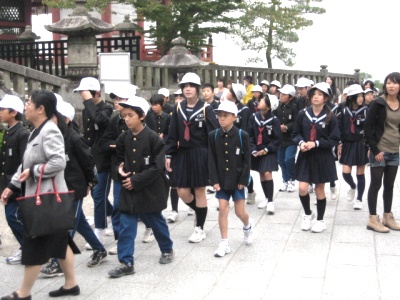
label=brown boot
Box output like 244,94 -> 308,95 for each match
367,215 -> 390,233
382,212 -> 400,231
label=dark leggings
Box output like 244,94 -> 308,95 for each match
367,165 -> 398,215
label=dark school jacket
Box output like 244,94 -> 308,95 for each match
116,126 -> 169,214
64,123 -> 97,200
165,99 -> 218,156
364,97 -> 400,155
248,111 -> 282,153
234,102 -> 251,133
208,126 -> 251,190
273,100 -> 299,147
337,105 -> 367,143
82,99 -> 113,173
0,122 -> 30,200
292,106 -> 340,149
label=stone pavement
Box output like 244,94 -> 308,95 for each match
0,165 -> 400,300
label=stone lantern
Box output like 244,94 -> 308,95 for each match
44,0 -> 114,79
114,15 -> 141,37
17,25 -> 41,69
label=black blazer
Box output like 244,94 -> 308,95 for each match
116,126 -> 169,214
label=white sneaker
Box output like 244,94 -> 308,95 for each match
258,200 -> 268,209
279,181 -> 288,192
287,180 -> 295,193
5,249 -> 22,265
308,185 -> 314,193
301,212 -> 315,231
108,243 -> 118,255
330,187 -> 337,200
142,228 -> 155,243
214,241 -> 231,257
266,202 -> 275,215
243,222 -> 254,245
105,217 -> 114,236
311,220 -> 326,233
313,198 -> 317,205
85,243 -> 93,250
187,208 -> 194,216
247,192 -> 256,204
353,200 -> 362,210
347,189 -> 356,202
167,211 -> 179,223
188,226 -> 206,243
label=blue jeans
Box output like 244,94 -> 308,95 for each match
4,200 -> 24,246
91,171 -> 113,229
71,199 -> 104,251
278,145 -> 297,182
111,180 -> 122,240
118,212 -> 173,265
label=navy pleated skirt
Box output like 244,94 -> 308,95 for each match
294,148 -> 338,184
251,153 -> 279,173
339,140 -> 368,166
171,147 -> 209,188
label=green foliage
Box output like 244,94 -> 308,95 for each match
43,0 -> 115,11
233,0 -> 325,68
130,0 -> 243,55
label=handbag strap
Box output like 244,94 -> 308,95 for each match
35,164 -> 62,205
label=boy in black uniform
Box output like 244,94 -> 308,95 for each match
208,100 -> 253,258
73,77 -> 113,245
149,94 -> 171,139
0,95 -> 29,264
202,84 -> 220,109
108,96 -> 174,278
158,88 -> 173,115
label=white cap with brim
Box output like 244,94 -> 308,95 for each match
57,100 -> 75,121
347,84 -> 364,97
214,100 -> 238,116
307,82 -> 331,99
109,84 -> 137,99
278,84 -> 296,97
268,94 -> 279,111
342,87 -> 349,94
0,94 -> 24,114
260,80 -> 270,86
158,88 -> 170,97
270,80 -> 282,88
364,88 -> 374,94
119,96 -> 150,115
251,85 -> 263,93
73,77 -> 100,92
173,89 -> 183,95
231,83 -> 246,101
295,77 -> 310,88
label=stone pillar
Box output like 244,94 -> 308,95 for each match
67,35 -> 98,78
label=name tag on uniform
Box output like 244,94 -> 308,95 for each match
199,121 -> 203,128
236,147 -> 240,155
94,124 -> 99,130
268,129 -> 272,135
8,149 -> 12,156
145,156 -> 150,165
357,119 -> 360,125
320,122 -> 325,128
65,154 -> 70,162
236,118 -> 240,123
288,114 -> 292,120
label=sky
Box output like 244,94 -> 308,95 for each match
32,0 -> 397,82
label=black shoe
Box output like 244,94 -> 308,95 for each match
41,261 -> 64,277
1,291 -> 31,300
87,249 -> 107,267
207,188 -> 215,194
108,263 -> 135,278
49,285 -> 80,297
159,251 -> 174,264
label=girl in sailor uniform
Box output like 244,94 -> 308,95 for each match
337,84 -> 368,210
247,85 -> 263,116
293,83 -> 340,233
165,72 -> 218,243
248,94 -> 281,214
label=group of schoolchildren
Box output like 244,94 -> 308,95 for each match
0,71 -> 399,284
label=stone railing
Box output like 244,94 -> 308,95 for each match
0,59 -> 70,98
131,61 -> 360,92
